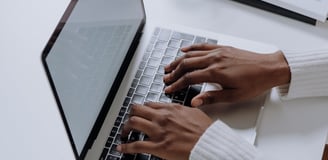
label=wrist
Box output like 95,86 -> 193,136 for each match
267,50 -> 291,87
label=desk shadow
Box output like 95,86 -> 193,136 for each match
199,91 -> 268,130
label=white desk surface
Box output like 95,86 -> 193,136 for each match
1,0 -> 328,159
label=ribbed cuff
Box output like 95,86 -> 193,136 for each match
278,49 -> 328,99
190,120 -> 258,160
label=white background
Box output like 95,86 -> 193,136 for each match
1,0 -> 328,159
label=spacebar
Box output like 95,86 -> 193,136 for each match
184,85 -> 202,107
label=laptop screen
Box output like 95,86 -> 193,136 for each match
42,0 -> 145,157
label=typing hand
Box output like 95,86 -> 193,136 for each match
117,102 -> 213,160
163,44 -> 290,107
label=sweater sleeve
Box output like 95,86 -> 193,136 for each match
278,49 -> 328,99
189,120 -> 259,160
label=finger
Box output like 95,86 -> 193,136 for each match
191,90 -> 240,107
164,51 -> 209,73
181,43 -> 222,52
129,104 -> 157,120
164,68 -> 214,93
144,101 -> 169,109
121,116 -> 156,138
117,141 -> 157,155
163,55 -> 212,84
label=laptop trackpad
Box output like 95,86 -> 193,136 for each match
199,83 -> 267,145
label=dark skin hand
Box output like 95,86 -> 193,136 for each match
117,102 -> 213,160
164,44 -> 291,107
117,44 -> 291,160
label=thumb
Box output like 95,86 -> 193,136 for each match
191,90 -> 237,107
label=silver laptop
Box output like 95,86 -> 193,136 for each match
42,0 -> 274,159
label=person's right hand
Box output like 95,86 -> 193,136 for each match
163,44 -> 291,107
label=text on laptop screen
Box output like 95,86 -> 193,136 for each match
45,0 -> 144,154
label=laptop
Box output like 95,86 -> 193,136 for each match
41,0 -> 278,159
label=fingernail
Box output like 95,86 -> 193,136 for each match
194,99 -> 203,107
164,86 -> 171,93
163,75 -> 168,81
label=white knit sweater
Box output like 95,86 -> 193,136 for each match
189,49 -> 328,160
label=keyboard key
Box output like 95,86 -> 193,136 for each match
150,155 -> 162,160
114,117 -> 122,127
168,39 -> 180,48
123,97 -> 131,106
177,50 -> 184,57
180,40 -> 192,48
140,76 -> 152,86
171,31 -> 194,41
158,29 -> 171,41
110,144 -> 122,156
148,58 -> 161,67
144,67 -> 157,76
123,113 -> 130,123
150,83 -> 163,93
131,94 -> 145,104
105,137 -> 113,147
131,79 -> 139,88
139,61 -> 146,70
128,131 -> 141,142
206,38 -> 218,44
142,52 -> 151,61
173,90 -> 187,101
172,99 -> 183,105
99,148 -> 109,160
161,56 -> 175,65
146,92 -> 160,102
135,85 -> 149,95
151,49 -> 164,59
122,154 -> 136,160
184,85 -> 202,107
114,134 -> 122,144
127,88 -> 134,97
159,93 -> 172,103
153,74 -> 164,83
154,41 -> 167,50
157,65 -> 165,74
135,70 -> 142,79
165,47 -> 178,57
194,36 -> 206,44
143,134 -> 149,141
146,44 -> 154,52
110,127 -> 118,137
136,154 -> 150,160
118,108 -> 126,117
149,36 -> 157,44
106,155 -> 120,160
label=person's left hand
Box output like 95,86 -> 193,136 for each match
117,102 -> 213,160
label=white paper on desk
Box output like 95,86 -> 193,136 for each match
263,0 -> 328,22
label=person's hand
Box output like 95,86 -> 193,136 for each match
164,44 -> 290,107
117,102 -> 213,160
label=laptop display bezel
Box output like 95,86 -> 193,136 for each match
40,0 -> 146,159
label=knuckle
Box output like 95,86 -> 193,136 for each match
213,52 -> 223,61
184,52 -> 193,58
179,59 -> 188,70
129,116 -> 138,125
162,139 -> 174,150
182,72 -> 192,85
130,105 -> 138,114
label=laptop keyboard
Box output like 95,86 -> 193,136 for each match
100,27 -> 218,160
